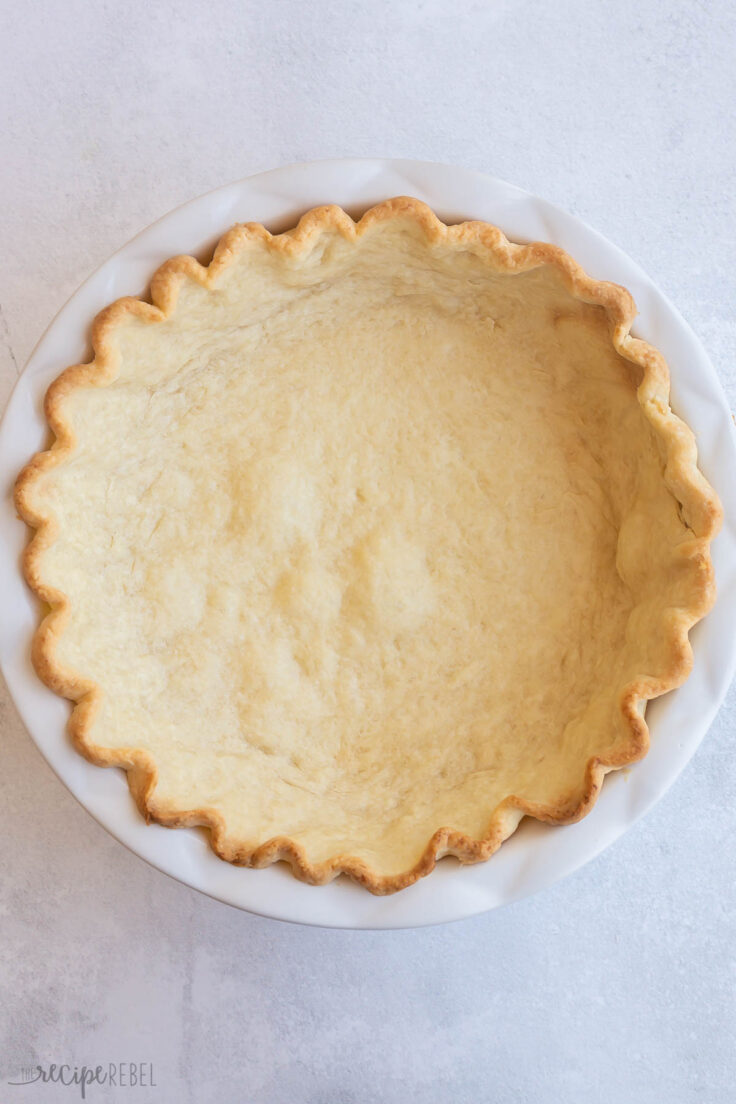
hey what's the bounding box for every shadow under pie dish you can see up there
[15,197,721,895]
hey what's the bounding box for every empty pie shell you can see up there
[15,198,721,894]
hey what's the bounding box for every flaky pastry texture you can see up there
[16,198,721,893]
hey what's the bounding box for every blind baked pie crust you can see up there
[16,198,721,894]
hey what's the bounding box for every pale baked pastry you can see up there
[16,198,721,894]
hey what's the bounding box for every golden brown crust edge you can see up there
[14,197,723,895]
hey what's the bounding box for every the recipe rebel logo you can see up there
[8,1062,156,1098]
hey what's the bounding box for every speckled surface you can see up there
[1,2,735,1101]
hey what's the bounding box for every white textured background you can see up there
[1,2,735,1102]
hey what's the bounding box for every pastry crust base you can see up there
[15,198,721,894]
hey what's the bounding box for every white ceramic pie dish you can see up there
[1,158,735,928]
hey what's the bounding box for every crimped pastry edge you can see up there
[14,197,722,895]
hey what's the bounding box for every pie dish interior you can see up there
[16,198,721,893]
